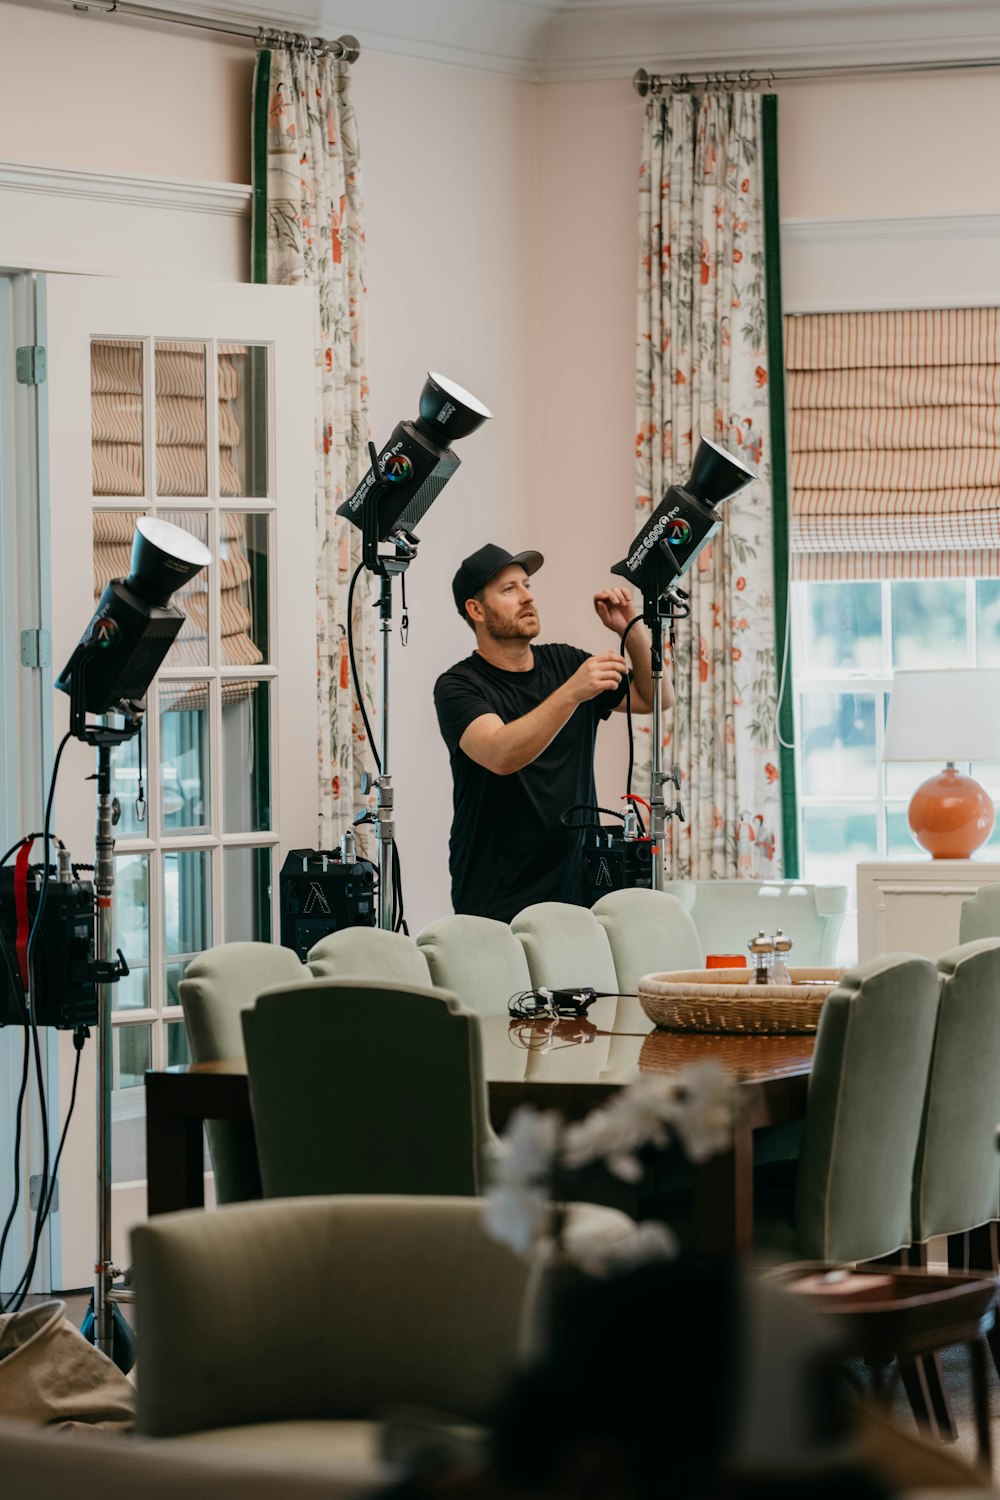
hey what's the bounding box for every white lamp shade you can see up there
[883,669,1000,763]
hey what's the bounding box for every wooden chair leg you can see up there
[950,1221,1000,1380]
[970,1337,993,1475]
[900,1355,958,1443]
[921,1353,958,1442]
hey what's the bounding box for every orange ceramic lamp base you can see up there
[908,765,995,858]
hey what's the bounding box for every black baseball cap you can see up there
[452,543,544,619]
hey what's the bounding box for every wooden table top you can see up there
[164,995,814,1125]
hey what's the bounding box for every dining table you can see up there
[145,994,814,1256]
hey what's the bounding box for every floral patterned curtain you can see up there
[252,46,375,847]
[635,91,783,879]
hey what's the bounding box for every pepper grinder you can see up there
[771,929,793,986]
[748,930,775,986]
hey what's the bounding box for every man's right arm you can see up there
[459,652,628,776]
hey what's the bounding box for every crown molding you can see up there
[28,0,1000,81]
[537,1,1000,81]
[0,158,252,217]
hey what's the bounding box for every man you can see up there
[434,543,666,922]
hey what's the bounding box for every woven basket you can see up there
[638,966,844,1035]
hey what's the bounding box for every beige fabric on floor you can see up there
[0,1417,387,1500]
[0,1302,134,1432]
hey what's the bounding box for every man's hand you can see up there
[594,587,639,637]
[565,652,629,705]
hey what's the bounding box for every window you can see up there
[792,578,1000,908]
[89,338,277,1185]
[784,306,1000,960]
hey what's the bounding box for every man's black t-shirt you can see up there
[433,644,626,922]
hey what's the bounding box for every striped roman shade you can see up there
[785,309,1000,580]
[91,340,261,709]
[91,340,243,497]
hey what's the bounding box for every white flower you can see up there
[483,1106,562,1256]
[662,1061,734,1163]
[494,1104,562,1185]
[482,1181,554,1258]
[482,1067,734,1266]
[573,1219,678,1278]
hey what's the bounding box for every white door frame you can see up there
[36,273,317,1287]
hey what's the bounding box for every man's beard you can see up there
[481,602,540,641]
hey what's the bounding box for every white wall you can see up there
[352,54,540,929]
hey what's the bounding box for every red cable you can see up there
[13,839,34,992]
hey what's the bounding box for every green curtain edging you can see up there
[251,49,272,286]
[761,93,799,879]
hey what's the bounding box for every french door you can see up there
[42,275,317,1284]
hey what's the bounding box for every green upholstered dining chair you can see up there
[789,953,941,1265]
[752,954,940,1267]
[592,888,703,994]
[178,941,310,1204]
[958,884,1000,943]
[912,939,1000,1380]
[912,939,1000,1249]
[307,926,433,986]
[511,902,620,995]
[241,979,494,1197]
[416,914,533,1016]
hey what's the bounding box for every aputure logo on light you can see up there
[625,505,683,571]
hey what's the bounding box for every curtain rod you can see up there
[634,55,1000,94]
[64,1,360,59]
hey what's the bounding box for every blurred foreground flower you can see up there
[484,1062,734,1274]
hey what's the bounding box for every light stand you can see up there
[612,438,757,890]
[340,374,492,931]
[56,517,211,1371]
[643,588,689,892]
[355,439,418,930]
[76,710,138,1368]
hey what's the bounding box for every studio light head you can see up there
[338,371,492,544]
[611,438,756,610]
[56,517,212,719]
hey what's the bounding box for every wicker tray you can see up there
[638,966,844,1035]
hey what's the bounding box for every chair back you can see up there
[795,952,939,1264]
[958,884,1000,943]
[242,979,492,1197]
[912,939,1000,1242]
[307,926,432,986]
[511,902,619,993]
[132,1196,536,1438]
[178,942,309,1203]
[592,888,703,993]
[417,914,532,1015]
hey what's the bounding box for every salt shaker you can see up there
[771,929,793,986]
[748,930,775,986]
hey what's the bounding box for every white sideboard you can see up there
[856,860,1000,962]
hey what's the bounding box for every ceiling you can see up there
[79,0,1000,79]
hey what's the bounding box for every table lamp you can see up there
[883,669,1000,858]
